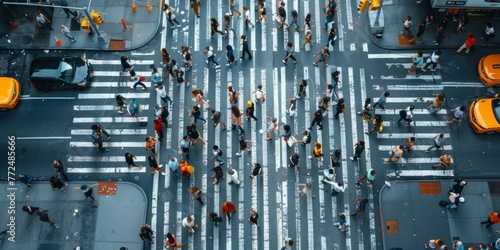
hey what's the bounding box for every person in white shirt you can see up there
[322,177,347,196]
[484,23,495,42]
[228,169,241,185]
[182,215,198,233]
[60,25,76,42]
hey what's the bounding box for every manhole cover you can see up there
[22,35,32,44]
[159,189,174,202]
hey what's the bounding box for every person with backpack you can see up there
[202,46,221,68]
[286,9,299,31]
[397,105,415,126]
[91,123,110,139]
[372,92,390,110]
[366,114,383,135]
[245,101,258,122]
[49,176,67,192]
[190,106,206,124]
[309,110,323,130]
[176,70,190,87]
[74,183,99,201]
[91,130,109,152]
[226,45,236,67]
[130,70,147,90]
[115,95,127,114]
[211,145,225,165]
[422,50,441,72]
[295,129,312,146]
[127,99,141,123]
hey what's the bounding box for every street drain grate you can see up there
[160,189,174,202]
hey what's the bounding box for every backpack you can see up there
[399,109,407,118]
[193,109,201,117]
[291,10,298,18]
[217,149,223,156]
[91,132,100,143]
[305,134,312,144]
[139,76,146,81]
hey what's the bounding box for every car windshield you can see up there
[493,99,500,123]
[31,58,75,83]
[59,60,74,82]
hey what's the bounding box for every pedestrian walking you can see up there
[249,163,263,179]
[334,98,346,119]
[154,119,164,143]
[372,92,390,110]
[125,153,142,169]
[139,224,154,244]
[228,168,241,185]
[351,198,369,216]
[422,49,441,72]
[91,130,108,152]
[350,141,365,161]
[443,191,465,209]
[115,94,127,114]
[163,4,181,28]
[404,136,416,152]
[231,106,243,130]
[240,35,252,60]
[35,12,53,31]
[164,232,184,249]
[245,101,258,121]
[236,134,253,156]
[168,157,179,174]
[210,17,226,38]
[447,105,466,124]
[149,155,165,175]
[432,154,452,169]
[303,13,314,31]
[190,0,201,18]
[59,0,75,17]
[355,169,375,186]
[60,24,76,42]
[187,186,204,205]
[252,85,266,103]
[282,42,297,64]
[286,97,297,116]
[387,145,404,163]
[401,15,412,35]
[397,105,415,126]
[258,3,267,24]
[327,27,336,47]
[211,145,225,165]
[265,116,278,141]
[202,46,221,68]
[129,71,147,90]
[38,210,59,228]
[452,240,464,250]
[427,93,445,113]
[434,26,446,45]
[164,60,178,85]
[145,136,157,156]
[211,109,227,129]
[151,68,162,87]
[425,13,435,30]
[289,153,300,169]
[192,88,211,109]
[182,215,198,233]
[282,238,294,250]
[448,179,469,195]
[297,80,308,100]
[22,205,39,215]
[208,212,223,227]
[297,182,316,198]
[49,175,67,192]
[74,183,99,201]
[287,9,299,31]
[424,239,444,249]
[181,45,193,71]
[190,105,207,125]
[157,105,171,128]
[330,149,341,168]
[187,124,207,144]
[179,136,191,159]
[226,45,236,66]
[92,123,110,139]
[481,212,500,228]
[313,46,330,67]
[211,166,225,185]
[121,56,133,73]
[454,33,475,55]
[409,20,426,43]
[482,23,495,42]
[334,213,348,232]
[161,48,171,67]
[156,85,173,106]
[243,6,254,29]
[322,178,347,196]
[308,141,323,161]
[366,115,383,135]
[358,97,373,117]
[229,0,241,17]
[427,133,445,152]
[277,2,286,29]
[324,0,336,29]
[248,210,259,227]
[222,201,237,223]
[19,174,33,187]
[179,160,193,178]
[455,13,469,33]
[228,86,241,104]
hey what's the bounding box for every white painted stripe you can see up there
[93,71,151,77]
[91,82,152,88]
[374,97,435,103]
[363,43,368,52]
[78,93,150,99]
[273,27,278,51]
[87,59,155,65]
[131,51,156,56]
[350,43,355,51]
[314,0,321,42]
[69,142,145,147]
[377,133,449,139]
[397,170,455,176]
[73,105,150,111]
[378,145,452,151]
[380,121,449,126]
[375,108,447,115]
[441,81,484,85]
[70,129,147,135]
[67,167,147,173]
[16,136,71,140]
[381,75,442,80]
[68,156,146,162]
[72,117,148,123]
[383,157,445,164]
[368,53,431,59]
[20,96,76,100]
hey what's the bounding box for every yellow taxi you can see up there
[469,94,500,134]
[478,54,500,87]
[0,77,20,110]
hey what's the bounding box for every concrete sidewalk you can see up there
[0,0,162,51]
[380,179,500,250]
[0,181,147,250]
[366,0,500,50]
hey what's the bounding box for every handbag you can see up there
[287,135,297,147]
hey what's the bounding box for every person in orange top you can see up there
[481,212,500,228]
[179,160,190,178]
[454,32,475,54]
[221,201,237,223]
[145,136,158,156]
[308,142,323,161]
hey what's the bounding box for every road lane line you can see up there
[68,156,146,162]
[72,117,149,123]
[71,129,147,135]
[67,167,147,173]
[78,93,150,99]
[73,105,150,111]
[16,136,71,140]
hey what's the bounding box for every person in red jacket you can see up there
[454,32,475,54]
[154,118,164,143]
[481,211,500,228]
[221,201,237,223]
